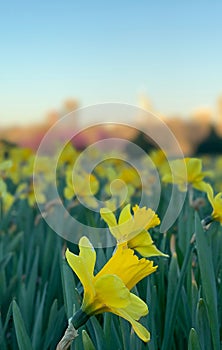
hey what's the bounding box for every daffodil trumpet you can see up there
[100,204,168,258]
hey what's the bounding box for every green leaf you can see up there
[195,213,220,350]
[164,253,178,326]
[0,316,7,350]
[26,248,39,327]
[195,298,212,350]
[82,330,96,350]
[161,240,194,350]
[60,258,80,318]
[3,301,12,333]
[43,303,66,350]
[88,316,106,350]
[31,285,47,350]
[0,252,13,269]
[119,318,130,350]
[188,328,201,350]
[12,300,33,350]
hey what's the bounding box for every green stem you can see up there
[56,309,90,350]
[71,308,90,329]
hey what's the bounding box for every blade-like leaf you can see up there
[82,329,96,350]
[188,328,201,350]
[12,300,33,350]
[195,213,220,350]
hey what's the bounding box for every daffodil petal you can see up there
[65,238,96,304]
[118,204,132,225]
[162,173,173,183]
[187,158,202,177]
[193,181,210,193]
[135,245,168,257]
[128,230,153,247]
[125,293,148,319]
[132,206,160,229]
[64,187,74,200]
[128,231,168,257]
[100,208,117,227]
[96,244,158,290]
[206,183,215,207]
[115,309,150,342]
[79,237,96,278]
[94,274,130,308]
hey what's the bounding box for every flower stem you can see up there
[56,309,89,350]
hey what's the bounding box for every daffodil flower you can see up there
[66,236,157,342]
[0,159,13,172]
[16,182,46,207]
[100,204,167,257]
[162,157,211,192]
[0,160,14,212]
[149,149,170,176]
[0,177,14,213]
[64,170,99,209]
[57,142,79,166]
[205,184,222,224]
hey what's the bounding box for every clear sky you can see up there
[1,0,222,125]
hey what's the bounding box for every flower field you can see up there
[0,142,222,350]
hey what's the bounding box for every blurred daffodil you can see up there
[205,184,222,224]
[0,159,13,172]
[22,155,54,183]
[0,160,10,198]
[57,142,79,167]
[64,170,99,208]
[0,160,14,212]
[2,192,14,212]
[162,157,211,192]
[104,180,135,207]
[16,182,46,207]
[0,178,7,198]
[100,204,167,257]
[66,236,157,342]
[0,180,14,212]
[149,149,170,176]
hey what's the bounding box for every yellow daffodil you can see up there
[94,160,118,180]
[10,147,33,163]
[0,160,14,212]
[57,142,79,167]
[149,149,170,176]
[0,159,13,172]
[206,184,222,224]
[0,161,11,196]
[64,170,99,208]
[0,178,7,198]
[66,236,157,342]
[162,157,211,192]
[104,180,135,206]
[100,204,167,257]
[24,155,54,183]
[2,192,14,212]
[16,182,46,207]
[0,179,14,212]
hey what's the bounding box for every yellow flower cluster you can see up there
[3,139,222,346]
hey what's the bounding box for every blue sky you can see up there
[1,0,222,125]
